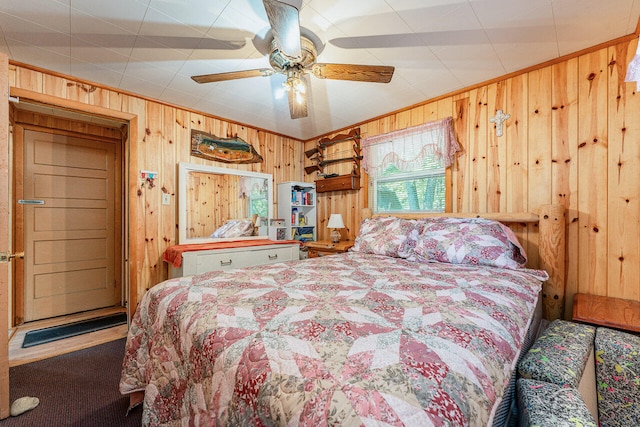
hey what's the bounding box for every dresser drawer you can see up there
[194,251,244,273]
[174,243,300,277]
[247,245,298,266]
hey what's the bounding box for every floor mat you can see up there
[21,313,128,348]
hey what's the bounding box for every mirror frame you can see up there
[178,162,273,244]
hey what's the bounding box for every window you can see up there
[362,117,459,214]
[248,189,268,218]
[374,157,445,213]
[240,176,268,218]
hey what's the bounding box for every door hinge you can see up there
[0,252,24,263]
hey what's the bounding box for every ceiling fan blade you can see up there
[263,0,301,59]
[287,78,308,119]
[311,63,394,83]
[288,90,308,119]
[192,69,274,84]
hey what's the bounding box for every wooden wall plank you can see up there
[125,96,148,301]
[161,105,177,251]
[410,104,426,125]
[551,58,580,318]
[396,109,411,129]
[578,49,609,296]
[142,102,162,288]
[469,88,489,212]
[505,74,528,214]
[527,67,553,210]
[453,96,470,213]
[607,41,640,301]
[486,82,507,212]
[17,68,42,93]
[425,102,438,122]
[88,85,110,109]
[526,67,553,268]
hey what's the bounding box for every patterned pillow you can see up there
[350,217,420,258]
[595,327,640,427]
[408,217,527,269]
[517,379,597,427]
[210,219,255,238]
[518,319,596,388]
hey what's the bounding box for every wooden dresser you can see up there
[165,241,300,278]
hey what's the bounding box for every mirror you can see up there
[178,162,273,244]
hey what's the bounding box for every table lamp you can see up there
[327,213,345,243]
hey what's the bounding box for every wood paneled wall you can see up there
[5,35,640,319]
[6,63,305,313]
[306,37,640,318]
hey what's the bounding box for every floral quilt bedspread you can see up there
[120,252,547,426]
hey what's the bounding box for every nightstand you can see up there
[572,293,640,333]
[305,240,354,258]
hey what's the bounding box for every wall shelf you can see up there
[315,174,360,193]
[310,128,362,193]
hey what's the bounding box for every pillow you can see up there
[210,219,255,238]
[408,217,527,269]
[350,217,420,258]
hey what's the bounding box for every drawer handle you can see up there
[220,259,232,266]
[268,254,278,260]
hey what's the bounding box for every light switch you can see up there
[162,193,171,205]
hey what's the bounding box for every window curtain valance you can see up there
[361,116,460,178]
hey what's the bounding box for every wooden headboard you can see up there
[362,204,566,321]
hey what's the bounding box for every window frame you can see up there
[368,168,453,214]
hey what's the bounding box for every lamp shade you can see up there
[327,213,345,229]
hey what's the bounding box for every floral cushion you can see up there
[210,219,255,238]
[408,217,528,269]
[518,319,596,388]
[517,378,597,427]
[595,327,640,427]
[350,216,420,258]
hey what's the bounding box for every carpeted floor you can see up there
[0,338,142,426]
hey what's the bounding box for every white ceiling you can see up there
[0,0,638,140]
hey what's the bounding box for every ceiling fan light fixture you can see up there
[293,78,305,93]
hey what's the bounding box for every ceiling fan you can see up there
[191,0,395,120]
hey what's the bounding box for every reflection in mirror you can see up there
[178,162,273,244]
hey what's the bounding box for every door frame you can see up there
[7,87,141,321]
[1,52,10,420]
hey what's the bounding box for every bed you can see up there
[120,205,565,426]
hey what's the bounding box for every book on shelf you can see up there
[293,227,315,242]
[291,189,313,205]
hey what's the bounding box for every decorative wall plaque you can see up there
[191,130,263,164]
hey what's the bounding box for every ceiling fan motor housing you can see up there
[269,35,317,73]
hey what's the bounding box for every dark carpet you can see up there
[1,338,142,426]
[22,313,128,348]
